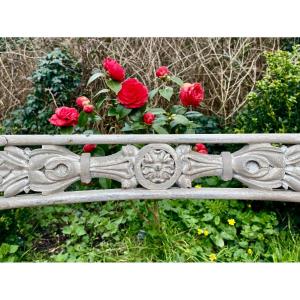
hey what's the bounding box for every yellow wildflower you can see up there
[228,218,236,226]
[203,229,209,236]
[194,184,202,188]
[247,248,253,255]
[209,253,217,262]
[247,204,251,208]
[197,228,203,235]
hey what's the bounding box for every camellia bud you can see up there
[83,104,94,113]
[83,144,97,153]
[194,143,208,154]
[143,112,156,125]
[76,96,90,108]
[155,66,170,78]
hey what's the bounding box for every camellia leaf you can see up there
[153,124,169,134]
[121,123,133,132]
[149,88,159,100]
[170,76,184,86]
[116,104,132,118]
[60,126,74,134]
[185,111,203,119]
[170,114,190,127]
[147,108,167,115]
[106,79,121,94]
[93,88,110,98]
[78,111,89,127]
[87,72,105,86]
[159,87,173,101]
[171,105,187,115]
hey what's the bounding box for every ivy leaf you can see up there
[153,124,169,134]
[149,88,159,100]
[159,87,173,101]
[170,76,183,86]
[87,72,105,86]
[62,226,72,235]
[75,225,86,236]
[106,79,121,94]
[9,245,19,254]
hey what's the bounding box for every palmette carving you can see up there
[176,145,223,188]
[0,145,138,197]
[3,142,300,197]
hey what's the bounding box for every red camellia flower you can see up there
[83,104,94,113]
[155,66,170,78]
[179,83,204,107]
[143,112,156,125]
[194,143,208,154]
[83,144,97,153]
[102,57,125,82]
[76,96,90,108]
[49,106,79,127]
[117,78,149,109]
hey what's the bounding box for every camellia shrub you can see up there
[233,46,300,133]
[2,48,82,134]
[48,57,209,154]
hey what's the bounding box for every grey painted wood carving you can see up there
[1,141,300,200]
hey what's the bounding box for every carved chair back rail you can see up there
[0,134,300,210]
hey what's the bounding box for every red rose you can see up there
[179,83,204,107]
[83,144,97,153]
[76,96,90,108]
[49,106,79,127]
[83,104,94,113]
[143,112,156,125]
[156,66,170,78]
[117,78,149,109]
[103,57,125,82]
[194,143,208,154]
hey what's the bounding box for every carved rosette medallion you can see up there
[134,144,182,189]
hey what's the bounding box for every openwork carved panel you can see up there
[2,142,300,199]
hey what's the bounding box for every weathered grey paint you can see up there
[0,188,300,210]
[1,134,300,210]
[2,133,300,145]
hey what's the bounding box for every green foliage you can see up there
[233,46,300,133]
[280,38,300,52]
[0,197,294,262]
[2,48,82,134]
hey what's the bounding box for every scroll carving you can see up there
[2,142,300,197]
